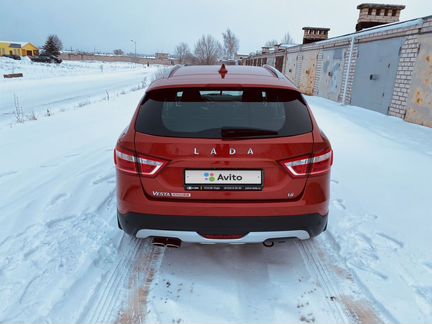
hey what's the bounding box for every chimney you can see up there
[302,27,330,44]
[261,46,270,54]
[273,44,282,51]
[356,3,406,31]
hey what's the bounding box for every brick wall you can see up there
[388,35,420,118]
[313,50,323,95]
[341,44,358,105]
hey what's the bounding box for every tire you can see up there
[117,215,122,229]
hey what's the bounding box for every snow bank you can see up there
[307,96,432,322]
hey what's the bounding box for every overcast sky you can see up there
[1,0,430,55]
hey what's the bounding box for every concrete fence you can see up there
[244,15,432,128]
[60,53,175,66]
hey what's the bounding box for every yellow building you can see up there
[0,41,39,57]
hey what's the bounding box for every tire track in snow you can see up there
[296,239,349,323]
[117,243,165,324]
[297,237,385,324]
[79,236,143,323]
[79,237,165,324]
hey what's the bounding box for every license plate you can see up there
[184,170,263,191]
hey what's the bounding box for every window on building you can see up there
[376,8,381,15]
[368,8,373,15]
[384,9,389,16]
[392,10,397,16]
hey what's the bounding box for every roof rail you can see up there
[263,65,287,79]
[167,64,182,78]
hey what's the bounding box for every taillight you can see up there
[114,148,138,174]
[114,147,166,177]
[136,156,166,176]
[281,150,333,177]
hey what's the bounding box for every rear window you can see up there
[135,88,312,139]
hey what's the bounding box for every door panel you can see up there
[299,50,318,95]
[319,48,345,101]
[351,37,405,114]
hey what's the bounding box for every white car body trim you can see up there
[135,229,310,243]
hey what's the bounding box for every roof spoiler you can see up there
[163,64,182,79]
[263,65,287,80]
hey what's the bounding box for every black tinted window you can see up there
[135,88,312,139]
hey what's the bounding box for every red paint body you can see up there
[115,65,332,242]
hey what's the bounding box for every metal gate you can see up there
[298,50,318,96]
[351,37,405,114]
[284,53,297,82]
[275,55,284,72]
[318,48,345,101]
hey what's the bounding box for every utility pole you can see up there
[130,39,137,63]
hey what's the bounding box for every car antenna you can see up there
[218,63,228,79]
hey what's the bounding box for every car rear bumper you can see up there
[117,211,328,243]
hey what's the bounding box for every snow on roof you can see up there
[0,41,34,47]
[0,41,31,47]
[314,17,425,45]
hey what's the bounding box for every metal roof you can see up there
[0,41,30,47]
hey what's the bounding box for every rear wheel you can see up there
[117,215,122,229]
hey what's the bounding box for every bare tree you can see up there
[194,34,223,65]
[113,49,124,55]
[281,32,296,45]
[264,39,279,47]
[175,42,191,64]
[222,28,239,60]
[184,52,198,64]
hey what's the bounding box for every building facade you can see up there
[243,5,432,128]
[0,41,39,57]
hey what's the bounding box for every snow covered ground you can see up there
[0,66,431,323]
[0,57,144,80]
[0,57,156,125]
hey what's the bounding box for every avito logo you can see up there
[203,172,216,182]
[217,173,243,181]
[203,172,243,182]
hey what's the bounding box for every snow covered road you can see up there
[0,78,431,323]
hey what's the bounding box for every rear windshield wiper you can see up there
[221,127,279,139]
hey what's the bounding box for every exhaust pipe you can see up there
[166,237,181,248]
[263,240,275,247]
[152,237,167,247]
[151,237,182,248]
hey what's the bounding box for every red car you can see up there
[115,64,332,247]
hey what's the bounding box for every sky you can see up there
[0,0,431,55]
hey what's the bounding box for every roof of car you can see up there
[147,65,298,91]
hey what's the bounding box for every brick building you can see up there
[243,4,432,128]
